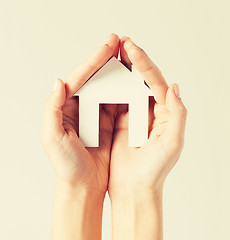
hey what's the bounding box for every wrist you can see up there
[55,177,106,199]
[109,188,163,240]
[52,179,105,240]
[109,187,163,209]
[109,184,163,201]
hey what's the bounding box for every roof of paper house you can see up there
[74,56,153,103]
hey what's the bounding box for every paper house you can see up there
[74,57,153,147]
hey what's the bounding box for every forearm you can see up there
[110,188,163,240]
[52,180,105,240]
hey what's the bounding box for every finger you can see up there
[120,36,132,70]
[65,33,120,98]
[162,84,187,152]
[112,105,129,148]
[148,96,155,136]
[123,39,168,105]
[61,96,79,134]
[113,36,120,58]
[42,78,66,143]
[98,104,116,149]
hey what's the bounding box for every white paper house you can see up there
[74,57,153,147]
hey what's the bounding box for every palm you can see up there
[109,100,176,191]
[59,97,116,192]
[108,37,188,192]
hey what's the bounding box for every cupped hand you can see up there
[109,38,187,196]
[42,33,119,194]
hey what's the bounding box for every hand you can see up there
[42,34,120,240]
[109,37,187,195]
[108,37,187,240]
[42,33,119,194]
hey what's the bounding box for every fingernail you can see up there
[174,84,180,98]
[121,36,131,42]
[124,39,135,49]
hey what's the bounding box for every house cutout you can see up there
[74,57,153,147]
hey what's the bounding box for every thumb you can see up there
[163,84,188,152]
[42,78,66,144]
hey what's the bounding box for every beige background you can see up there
[0,0,229,239]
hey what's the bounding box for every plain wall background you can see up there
[0,0,229,239]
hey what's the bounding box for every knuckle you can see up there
[177,105,188,120]
[129,44,143,55]
[87,62,97,72]
[102,43,113,55]
[87,60,102,74]
[181,106,188,119]
[137,46,145,53]
[152,77,165,88]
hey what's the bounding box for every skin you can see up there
[42,34,119,193]
[109,37,187,240]
[42,33,187,240]
[42,33,120,240]
[110,37,187,193]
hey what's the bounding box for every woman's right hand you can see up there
[42,33,120,194]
